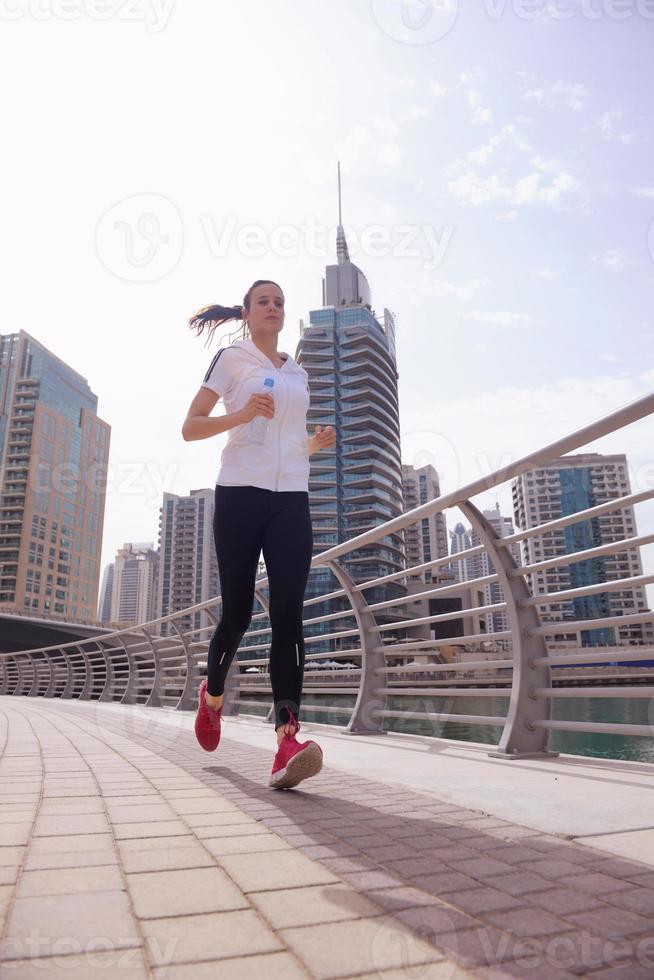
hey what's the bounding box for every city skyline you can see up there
[0,1,651,607]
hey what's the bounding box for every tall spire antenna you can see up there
[338,160,342,226]
[336,160,350,263]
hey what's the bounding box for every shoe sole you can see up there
[269,743,323,790]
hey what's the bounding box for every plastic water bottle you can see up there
[247,377,275,444]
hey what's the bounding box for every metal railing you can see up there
[2,390,653,760]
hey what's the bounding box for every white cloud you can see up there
[446,125,579,209]
[492,210,518,223]
[448,168,578,208]
[594,110,634,145]
[599,353,619,363]
[431,80,448,98]
[593,249,628,273]
[518,74,589,112]
[430,66,492,126]
[390,275,489,305]
[634,187,654,200]
[463,310,536,329]
[534,268,556,280]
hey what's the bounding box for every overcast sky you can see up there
[2,0,653,607]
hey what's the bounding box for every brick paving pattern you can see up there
[1,696,653,979]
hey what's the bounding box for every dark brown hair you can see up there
[188,279,284,347]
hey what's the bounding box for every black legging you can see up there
[207,485,313,730]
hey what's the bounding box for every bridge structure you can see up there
[1,391,654,977]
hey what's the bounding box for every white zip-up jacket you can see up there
[200,336,311,492]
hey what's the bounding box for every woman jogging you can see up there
[182,279,336,790]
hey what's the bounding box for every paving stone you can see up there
[382,858,449,877]
[1,889,140,960]
[483,871,559,897]
[126,866,247,918]
[150,950,311,980]
[339,870,404,891]
[439,885,523,914]
[525,858,596,880]
[0,848,25,867]
[24,849,119,872]
[141,908,282,964]
[17,864,123,897]
[218,849,338,893]
[447,857,517,879]
[112,820,190,840]
[524,887,604,915]
[0,825,31,847]
[279,914,446,978]
[362,886,441,912]
[202,833,292,857]
[120,843,215,874]
[480,907,574,938]
[0,948,150,977]
[566,905,654,938]
[32,814,110,837]
[105,803,179,823]
[556,872,635,896]
[168,797,242,815]
[600,886,654,916]
[29,833,113,854]
[249,881,384,929]
[411,871,480,895]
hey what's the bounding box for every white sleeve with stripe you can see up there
[200,348,235,397]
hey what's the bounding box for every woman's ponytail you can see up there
[188,304,244,346]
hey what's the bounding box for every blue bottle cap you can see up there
[264,377,274,387]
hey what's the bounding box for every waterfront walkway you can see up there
[1,696,653,978]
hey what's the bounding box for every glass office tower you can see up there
[0,329,110,622]
[295,216,408,655]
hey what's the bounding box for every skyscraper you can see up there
[469,503,521,643]
[110,542,159,626]
[512,453,650,648]
[295,166,408,652]
[98,562,114,622]
[156,489,219,639]
[401,463,448,583]
[0,330,110,621]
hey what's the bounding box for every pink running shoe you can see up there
[194,679,222,752]
[269,711,323,790]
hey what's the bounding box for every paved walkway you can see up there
[0,697,653,979]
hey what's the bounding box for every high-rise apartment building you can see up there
[98,562,114,622]
[512,453,650,647]
[470,503,521,642]
[0,330,110,621]
[401,463,448,583]
[110,542,159,626]
[449,522,477,583]
[295,171,407,651]
[156,489,219,639]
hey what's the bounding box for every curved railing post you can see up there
[141,628,163,708]
[326,559,386,735]
[171,619,196,711]
[459,500,558,760]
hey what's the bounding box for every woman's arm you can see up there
[182,387,245,442]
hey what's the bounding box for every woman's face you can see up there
[246,284,285,337]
